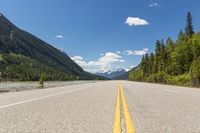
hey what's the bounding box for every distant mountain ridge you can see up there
[112,65,139,80]
[0,14,103,81]
[95,68,127,79]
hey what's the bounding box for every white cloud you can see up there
[71,52,125,73]
[149,3,161,7]
[55,35,64,39]
[125,17,149,26]
[71,56,83,61]
[134,50,147,55]
[143,48,149,51]
[123,48,148,56]
[123,50,134,55]
[116,51,121,54]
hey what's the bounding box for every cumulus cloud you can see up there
[123,50,134,55]
[71,52,125,73]
[125,17,149,26]
[116,51,121,54]
[123,48,148,56]
[149,3,161,7]
[143,48,149,51]
[55,35,64,39]
[134,50,148,55]
[71,56,84,61]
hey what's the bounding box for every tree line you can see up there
[0,53,79,81]
[129,12,200,87]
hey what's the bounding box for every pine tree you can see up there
[185,12,194,37]
[149,53,154,74]
[160,44,167,72]
[144,54,149,75]
[155,40,162,55]
[177,30,185,44]
[166,37,174,52]
[166,38,174,74]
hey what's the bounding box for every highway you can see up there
[0,81,200,133]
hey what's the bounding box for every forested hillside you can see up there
[129,12,200,87]
[0,14,103,81]
[0,53,79,81]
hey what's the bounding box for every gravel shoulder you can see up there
[0,81,97,92]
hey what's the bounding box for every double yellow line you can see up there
[113,84,135,133]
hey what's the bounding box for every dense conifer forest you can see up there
[129,12,200,87]
[0,53,80,81]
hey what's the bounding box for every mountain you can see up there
[113,65,139,80]
[0,13,103,81]
[95,69,127,79]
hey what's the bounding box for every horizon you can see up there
[0,0,200,73]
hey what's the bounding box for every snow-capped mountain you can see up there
[95,69,127,79]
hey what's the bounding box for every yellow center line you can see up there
[113,87,121,133]
[120,84,135,133]
[113,83,135,133]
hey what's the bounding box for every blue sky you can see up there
[0,0,200,73]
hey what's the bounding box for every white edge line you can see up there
[163,89,179,94]
[0,86,91,109]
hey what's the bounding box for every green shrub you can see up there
[146,72,168,83]
[129,70,144,81]
[190,58,200,87]
[166,74,190,86]
[39,73,46,88]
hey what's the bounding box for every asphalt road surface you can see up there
[0,81,200,133]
